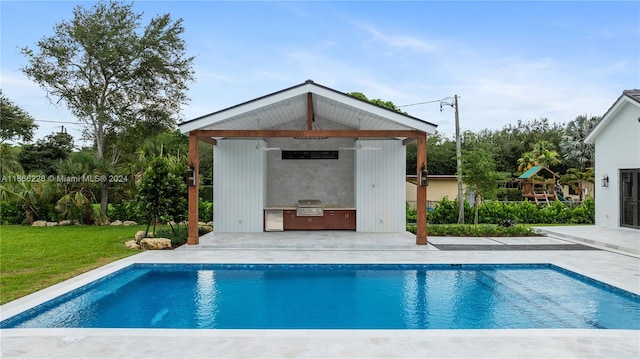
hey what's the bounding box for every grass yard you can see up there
[0,225,144,305]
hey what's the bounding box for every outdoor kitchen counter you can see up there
[263,208,357,230]
[264,207,356,210]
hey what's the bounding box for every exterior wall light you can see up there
[601,174,609,187]
[187,162,197,186]
[419,163,429,186]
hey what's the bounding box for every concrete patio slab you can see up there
[534,225,640,257]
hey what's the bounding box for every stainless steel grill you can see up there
[296,199,323,216]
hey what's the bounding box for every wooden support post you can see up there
[416,133,428,245]
[187,132,200,245]
[307,92,314,130]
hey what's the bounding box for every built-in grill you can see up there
[296,199,324,217]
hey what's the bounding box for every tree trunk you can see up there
[474,193,480,225]
[100,182,109,216]
[95,119,109,216]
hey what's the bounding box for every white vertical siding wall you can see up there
[355,140,406,232]
[213,140,266,232]
[593,104,640,228]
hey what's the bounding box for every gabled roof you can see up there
[518,165,558,179]
[178,80,437,135]
[585,89,640,143]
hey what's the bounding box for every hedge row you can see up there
[424,197,594,225]
[407,223,538,237]
[0,199,214,225]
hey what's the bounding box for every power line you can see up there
[397,97,452,108]
[33,119,82,124]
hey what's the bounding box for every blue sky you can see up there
[1,1,639,144]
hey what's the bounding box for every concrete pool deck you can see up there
[1,226,639,358]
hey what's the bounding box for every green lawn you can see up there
[0,225,144,305]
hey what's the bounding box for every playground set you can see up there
[518,165,569,205]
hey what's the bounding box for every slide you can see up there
[555,191,569,202]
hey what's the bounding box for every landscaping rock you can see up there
[123,221,137,226]
[58,219,79,226]
[140,238,172,250]
[199,225,213,233]
[110,220,123,226]
[134,230,153,241]
[46,222,58,226]
[125,240,141,250]
[134,230,147,242]
[31,220,47,227]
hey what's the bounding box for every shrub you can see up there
[425,198,594,225]
[427,197,473,224]
[136,157,187,233]
[406,202,416,223]
[514,200,540,224]
[570,197,595,224]
[199,200,213,223]
[155,225,212,247]
[0,201,24,224]
[37,202,60,222]
[407,223,537,237]
[199,185,213,202]
[108,201,144,222]
[539,200,572,224]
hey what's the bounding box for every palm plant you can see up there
[516,152,536,173]
[0,144,24,176]
[560,115,599,170]
[532,140,561,168]
[4,180,58,224]
[517,141,561,173]
[55,151,110,224]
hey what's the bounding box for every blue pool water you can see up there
[2,264,639,329]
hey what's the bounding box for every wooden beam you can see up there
[307,92,313,130]
[191,129,422,139]
[402,137,417,145]
[416,133,427,245]
[200,137,217,145]
[187,133,200,245]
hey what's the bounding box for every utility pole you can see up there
[399,95,464,223]
[440,95,464,224]
[454,95,464,224]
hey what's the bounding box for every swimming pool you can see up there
[2,263,639,329]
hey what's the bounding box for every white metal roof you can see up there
[178,80,437,136]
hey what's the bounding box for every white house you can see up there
[178,80,438,244]
[585,90,640,229]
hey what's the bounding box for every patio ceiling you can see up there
[178,80,437,139]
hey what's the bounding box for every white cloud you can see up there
[361,25,438,53]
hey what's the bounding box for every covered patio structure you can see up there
[178,80,437,245]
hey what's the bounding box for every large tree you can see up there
[413,131,456,175]
[0,90,38,144]
[473,118,565,174]
[19,131,74,176]
[21,0,195,212]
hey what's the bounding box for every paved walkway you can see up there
[532,225,639,257]
[192,225,639,257]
